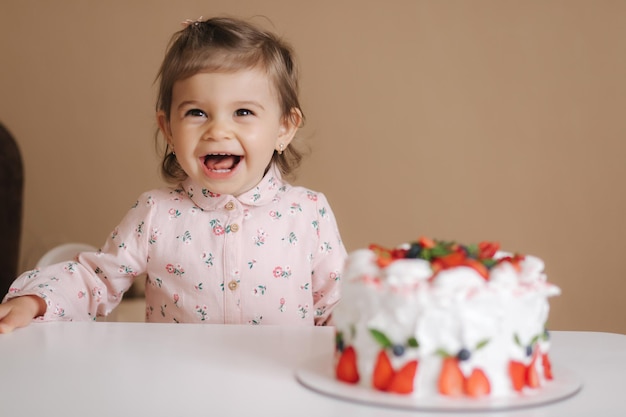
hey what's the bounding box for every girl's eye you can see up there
[185,109,206,118]
[235,109,254,117]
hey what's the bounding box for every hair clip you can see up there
[181,16,204,29]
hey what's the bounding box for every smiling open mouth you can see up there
[203,153,242,172]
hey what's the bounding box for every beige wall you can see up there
[1,0,624,333]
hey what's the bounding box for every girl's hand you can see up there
[0,296,47,333]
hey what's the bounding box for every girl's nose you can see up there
[203,116,232,141]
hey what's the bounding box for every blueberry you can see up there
[392,344,405,357]
[405,244,422,259]
[526,345,533,357]
[457,348,471,361]
[544,329,550,340]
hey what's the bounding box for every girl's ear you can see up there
[276,108,303,149]
[156,111,173,146]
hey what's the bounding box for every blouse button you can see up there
[224,201,235,210]
[229,223,239,233]
[227,280,238,291]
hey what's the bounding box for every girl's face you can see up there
[158,68,299,196]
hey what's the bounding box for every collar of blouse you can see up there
[181,163,286,211]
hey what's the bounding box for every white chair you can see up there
[36,242,98,267]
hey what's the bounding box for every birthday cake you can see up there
[333,237,561,398]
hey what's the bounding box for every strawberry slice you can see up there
[372,350,395,391]
[542,353,553,380]
[418,236,436,249]
[498,254,525,272]
[430,259,444,276]
[464,368,491,397]
[478,241,500,259]
[376,257,393,268]
[388,360,418,394]
[437,252,466,268]
[526,352,540,388]
[463,258,489,280]
[391,248,408,259]
[509,360,526,392]
[368,244,394,268]
[336,346,360,384]
[438,358,465,396]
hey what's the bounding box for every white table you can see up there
[0,323,624,417]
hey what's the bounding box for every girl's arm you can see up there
[311,193,347,325]
[0,295,47,333]
[1,191,156,323]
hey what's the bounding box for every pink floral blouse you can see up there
[4,165,346,325]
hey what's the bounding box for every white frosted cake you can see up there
[333,237,561,398]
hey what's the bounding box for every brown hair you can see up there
[155,16,305,183]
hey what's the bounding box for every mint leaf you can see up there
[369,328,392,348]
[481,258,498,269]
[431,245,451,258]
[465,243,479,259]
[475,339,490,350]
[530,334,540,346]
[435,348,451,358]
[407,337,419,348]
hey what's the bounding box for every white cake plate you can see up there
[295,356,583,412]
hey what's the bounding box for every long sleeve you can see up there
[310,192,346,325]
[2,195,155,321]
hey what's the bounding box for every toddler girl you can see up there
[0,16,346,332]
